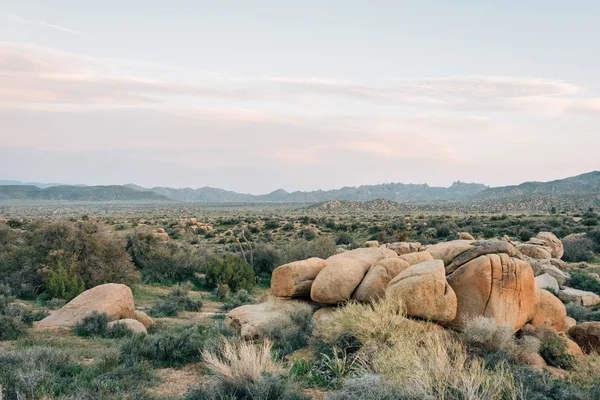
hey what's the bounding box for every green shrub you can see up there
[220,289,252,312]
[0,315,27,340]
[46,261,85,301]
[148,284,203,317]
[73,311,109,337]
[104,322,136,339]
[537,330,575,369]
[569,271,600,295]
[252,243,281,273]
[335,232,354,245]
[566,302,589,322]
[260,303,314,357]
[326,374,409,400]
[563,237,594,262]
[205,254,255,292]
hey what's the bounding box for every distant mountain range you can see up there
[0,171,598,203]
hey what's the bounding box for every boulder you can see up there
[37,284,135,328]
[108,318,147,335]
[386,241,422,255]
[446,253,535,331]
[364,240,379,248]
[311,247,397,304]
[134,310,155,328]
[312,307,338,325]
[559,287,600,306]
[535,232,564,259]
[226,297,319,340]
[528,289,566,332]
[425,240,474,266]
[563,334,584,356]
[271,258,328,298]
[516,244,552,260]
[529,259,569,286]
[445,240,524,274]
[564,316,577,332]
[352,258,410,302]
[399,251,433,266]
[568,322,600,354]
[458,232,475,240]
[535,273,559,294]
[387,260,457,323]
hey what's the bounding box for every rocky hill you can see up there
[306,199,406,213]
[0,185,170,201]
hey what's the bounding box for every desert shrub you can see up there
[120,325,208,367]
[104,322,136,339]
[309,236,338,259]
[0,315,27,341]
[220,289,252,312]
[204,254,255,292]
[566,302,590,322]
[325,374,410,400]
[587,228,600,252]
[186,338,308,400]
[44,298,67,310]
[46,260,85,301]
[511,364,600,400]
[282,238,337,264]
[461,316,515,356]
[127,233,208,283]
[260,303,314,357]
[3,304,47,325]
[335,232,354,246]
[563,237,594,262]
[73,311,109,337]
[297,228,317,240]
[538,330,575,369]
[569,271,600,295]
[148,284,203,317]
[252,243,281,273]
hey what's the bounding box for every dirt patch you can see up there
[148,363,201,398]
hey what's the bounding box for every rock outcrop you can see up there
[568,322,600,354]
[37,284,135,328]
[271,258,328,298]
[559,287,600,306]
[311,247,397,304]
[353,258,411,302]
[386,241,422,255]
[387,260,457,323]
[535,232,564,259]
[528,289,566,332]
[398,251,433,266]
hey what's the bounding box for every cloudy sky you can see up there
[1,1,599,193]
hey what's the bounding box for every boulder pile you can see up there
[226,232,596,357]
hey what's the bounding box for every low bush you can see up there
[252,243,281,273]
[220,289,252,312]
[46,261,85,301]
[569,271,600,295]
[204,254,255,292]
[260,303,314,357]
[325,374,410,400]
[538,330,576,369]
[73,311,109,337]
[563,237,595,262]
[566,302,590,322]
[148,284,203,317]
[0,315,27,341]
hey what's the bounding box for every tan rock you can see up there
[108,318,147,335]
[226,297,318,340]
[425,240,474,266]
[352,258,411,302]
[271,258,328,298]
[568,322,600,354]
[564,316,577,332]
[312,307,338,325]
[458,232,475,240]
[446,240,524,274]
[535,232,564,259]
[563,335,584,356]
[134,310,155,328]
[535,273,559,293]
[517,244,552,260]
[399,251,433,266]
[559,287,600,306]
[386,242,422,255]
[37,284,135,328]
[364,240,379,248]
[528,289,566,332]
[446,254,535,331]
[310,247,397,304]
[387,260,457,323]
[156,228,166,233]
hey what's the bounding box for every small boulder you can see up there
[386,241,422,255]
[364,240,379,248]
[564,316,577,332]
[312,307,338,325]
[568,322,600,354]
[528,289,566,332]
[134,310,154,328]
[37,284,135,328]
[517,244,552,260]
[535,274,559,294]
[458,232,475,240]
[398,251,433,266]
[387,260,457,323]
[535,232,564,259]
[108,318,147,335]
[271,258,328,298]
[559,287,600,306]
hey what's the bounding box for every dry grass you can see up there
[202,338,281,387]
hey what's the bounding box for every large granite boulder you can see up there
[535,273,560,294]
[352,258,410,302]
[398,251,433,266]
[36,284,135,328]
[311,247,397,304]
[535,232,564,259]
[559,287,600,306]
[446,253,535,331]
[387,260,457,323]
[425,240,474,266]
[517,244,552,260]
[528,289,566,332]
[271,258,328,298]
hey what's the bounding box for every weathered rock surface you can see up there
[568,322,600,354]
[528,289,566,332]
[535,232,564,259]
[559,287,600,306]
[134,310,155,328]
[386,241,422,255]
[535,273,560,294]
[226,297,319,340]
[446,253,535,331]
[108,318,148,335]
[517,244,552,260]
[425,240,474,266]
[352,258,411,302]
[37,284,135,328]
[312,307,338,325]
[458,232,475,240]
[271,258,328,298]
[398,251,433,266]
[311,247,397,304]
[564,316,577,332]
[387,260,457,323]
[446,240,524,274]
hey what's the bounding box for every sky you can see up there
[1,0,599,194]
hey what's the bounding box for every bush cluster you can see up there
[148,284,203,317]
[205,254,255,292]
